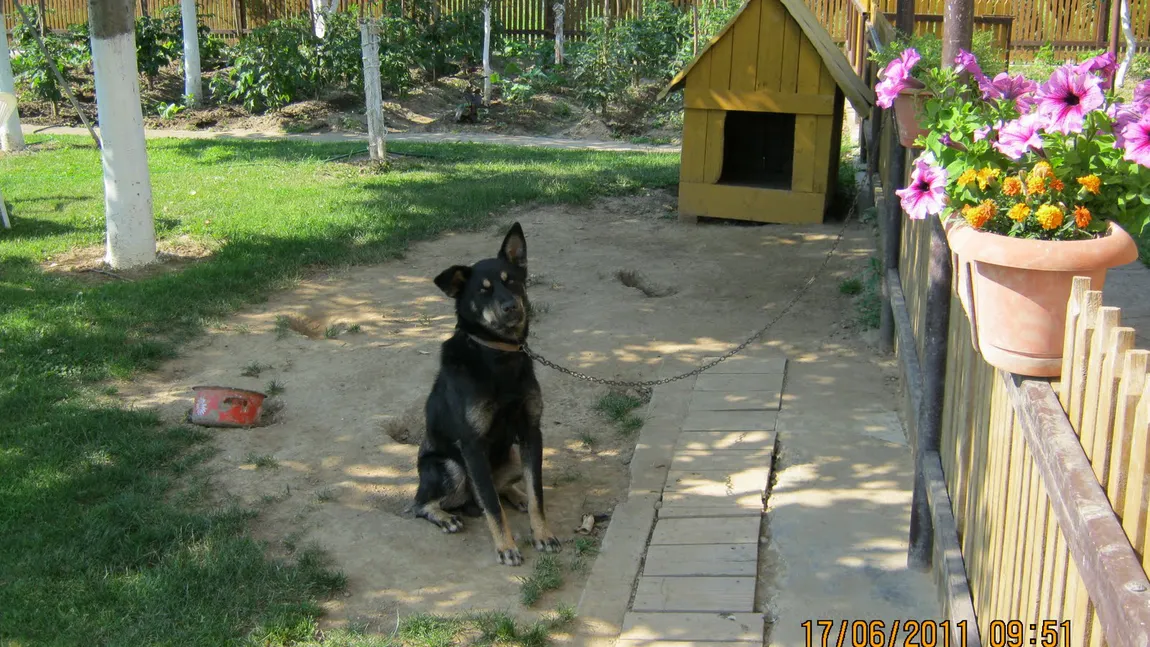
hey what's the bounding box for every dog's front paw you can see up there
[417,507,463,533]
[533,535,562,553]
[497,546,524,566]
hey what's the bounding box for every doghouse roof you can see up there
[658,0,874,114]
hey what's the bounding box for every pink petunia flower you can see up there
[982,72,1038,112]
[1135,79,1150,109]
[974,119,1004,142]
[1034,65,1105,135]
[954,49,987,80]
[1076,52,1117,90]
[993,112,1046,160]
[875,48,920,109]
[1111,104,1141,148]
[895,154,948,220]
[1121,114,1150,169]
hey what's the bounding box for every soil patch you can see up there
[40,234,217,283]
[112,190,883,633]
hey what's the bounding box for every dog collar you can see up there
[467,334,523,353]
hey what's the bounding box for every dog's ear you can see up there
[498,222,527,269]
[434,265,472,298]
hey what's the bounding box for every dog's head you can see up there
[433,222,531,343]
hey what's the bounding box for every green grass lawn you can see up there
[0,135,678,647]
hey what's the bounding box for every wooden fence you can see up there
[11,0,1146,54]
[813,0,1149,53]
[863,7,1150,645]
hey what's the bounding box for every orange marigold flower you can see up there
[976,168,1001,191]
[957,169,978,187]
[1035,204,1064,230]
[1026,174,1047,195]
[1002,176,1023,197]
[964,200,996,229]
[1008,203,1031,222]
[1074,205,1092,228]
[1077,174,1102,194]
[1050,177,1065,192]
[1032,161,1054,178]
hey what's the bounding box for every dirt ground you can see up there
[112,188,884,633]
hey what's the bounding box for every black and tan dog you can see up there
[412,222,561,566]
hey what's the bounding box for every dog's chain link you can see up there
[521,200,857,389]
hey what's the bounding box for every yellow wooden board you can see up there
[683,87,833,115]
[679,182,826,224]
[756,0,785,91]
[791,115,818,194]
[703,112,726,184]
[810,66,838,195]
[709,26,735,92]
[658,0,756,100]
[779,16,800,94]
[680,109,709,184]
[728,0,761,93]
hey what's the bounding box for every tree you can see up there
[0,8,26,151]
[312,0,339,38]
[482,0,492,104]
[180,0,201,106]
[89,0,156,269]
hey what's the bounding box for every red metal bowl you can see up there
[190,386,267,428]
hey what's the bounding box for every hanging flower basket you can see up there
[945,216,1138,377]
[893,88,932,148]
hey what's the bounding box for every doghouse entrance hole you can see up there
[718,111,795,190]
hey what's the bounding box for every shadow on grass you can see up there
[0,136,679,646]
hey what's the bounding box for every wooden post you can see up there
[879,122,904,355]
[895,0,914,36]
[692,2,699,55]
[554,1,564,65]
[37,0,46,35]
[361,19,386,161]
[941,0,974,69]
[908,215,952,570]
[481,0,492,104]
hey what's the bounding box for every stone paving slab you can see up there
[649,516,761,545]
[656,504,763,518]
[682,410,778,431]
[700,356,787,374]
[690,390,782,412]
[632,576,756,612]
[675,430,777,452]
[695,373,785,394]
[620,612,764,642]
[664,467,772,497]
[642,543,758,576]
[671,449,774,472]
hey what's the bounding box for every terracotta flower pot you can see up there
[893,88,931,148]
[945,217,1139,378]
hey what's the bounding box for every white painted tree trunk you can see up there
[553,2,564,65]
[0,9,25,151]
[361,20,386,161]
[312,0,338,38]
[1116,0,1136,88]
[90,0,156,269]
[482,1,492,105]
[180,0,202,107]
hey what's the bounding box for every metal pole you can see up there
[1108,0,1121,88]
[879,126,904,356]
[908,215,952,570]
[895,0,915,36]
[941,0,974,69]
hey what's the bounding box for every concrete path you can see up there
[19,123,681,153]
[576,349,939,647]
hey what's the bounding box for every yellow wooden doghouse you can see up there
[659,0,875,224]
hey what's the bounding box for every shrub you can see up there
[570,17,631,116]
[11,14,70,112]
[210,17,317,112]
[617,0,688,82]
[135,13,181,87]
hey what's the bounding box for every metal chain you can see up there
[522,199,859,389]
